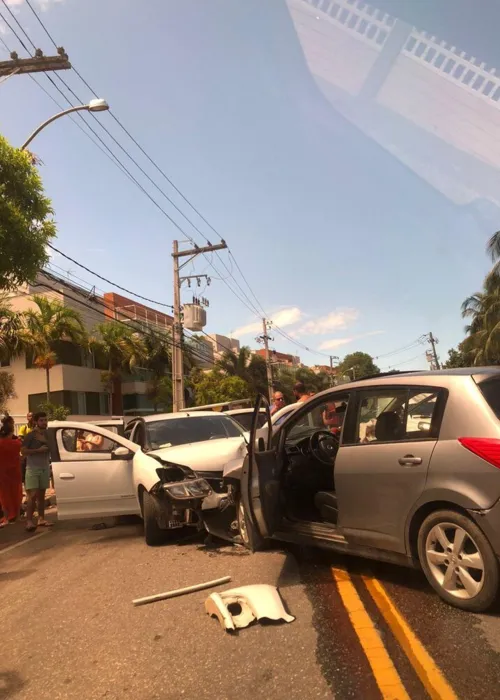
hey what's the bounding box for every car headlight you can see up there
[164,479,212,500]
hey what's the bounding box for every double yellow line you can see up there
[332,567,458,700]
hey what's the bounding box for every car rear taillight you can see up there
[458,437,500,469]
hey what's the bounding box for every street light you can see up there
[21,99,109,151]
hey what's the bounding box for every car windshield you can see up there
[146,415,244,449]
[229,412,267,431]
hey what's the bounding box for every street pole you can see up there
[21,99,109,150]
[172,240,183,413]
[262,318,274,402]
[428,332,441,370]
[171,239,227,412]
[330,355,339,386]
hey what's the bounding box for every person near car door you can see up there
[18,411,34,489]
[270,391,286,416]
[0,416,23,527]
[293,382,309,403]
[21,412,52,532]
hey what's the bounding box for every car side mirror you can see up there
[112,446,133,459]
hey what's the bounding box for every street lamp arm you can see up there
[21,104,90,151]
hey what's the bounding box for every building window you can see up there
[28,390,111,416]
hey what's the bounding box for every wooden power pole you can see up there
[172,239,227,412]
[0,48,71,79]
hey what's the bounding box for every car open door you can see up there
[49,421,142,520]
[240,395,282,550]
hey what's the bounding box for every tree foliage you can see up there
[92,322,146,414]
[337,352,379,380]
[0,135,56,290]
[192,371,248,405]
[442,343,470,369]
[23,295,86,402]
[0,371,16,412]
[461,233,500,366]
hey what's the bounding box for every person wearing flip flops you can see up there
[21,412,53,532]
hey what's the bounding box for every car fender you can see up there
[133,450,163,494]
[404,486,493,555]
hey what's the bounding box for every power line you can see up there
[46,244,174,310]
[3,4,275,328]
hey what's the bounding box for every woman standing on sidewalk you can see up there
[0,415,23,527]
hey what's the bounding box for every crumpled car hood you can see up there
[149,437,247,474]
[205,584,295,632]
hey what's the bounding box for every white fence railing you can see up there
[402,29,500,107]
[303,0,393,49]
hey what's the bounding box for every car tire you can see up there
[142,491,168,547]
[417,509,499,612]
[237,496,251,548]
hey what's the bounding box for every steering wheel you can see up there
[309,430,339,465]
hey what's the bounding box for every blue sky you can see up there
[1,0,498,370]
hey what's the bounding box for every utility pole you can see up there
[329,355,338,387]
[428,332,441,370]
[172,239,227,412]
[261,318,274,402]
[0,48,71,79]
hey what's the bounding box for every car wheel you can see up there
[237,497,251,548]
[417,509,499,612]
[142,491,168,547]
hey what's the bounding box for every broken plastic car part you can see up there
[205,584,295,631]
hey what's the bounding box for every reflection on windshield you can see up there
[147,416,243,449]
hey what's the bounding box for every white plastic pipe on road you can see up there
[132,576,231,607]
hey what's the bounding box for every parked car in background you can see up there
[202,368,500,613]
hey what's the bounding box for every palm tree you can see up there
[142,332,172,413]
[22,295,87,402]
[91,322,146,414]
[216,346,267,397]
[0,298,26,364]
[461,233,500,366]
[217,346,252,378]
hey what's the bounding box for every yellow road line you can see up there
[363,575,458,700]
[332,567,410,700]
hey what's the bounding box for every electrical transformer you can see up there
[183,303,207,331]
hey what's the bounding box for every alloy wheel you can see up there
[425,522,485,600]
[238,499,249,546]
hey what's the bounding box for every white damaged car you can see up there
[48,411,247,546]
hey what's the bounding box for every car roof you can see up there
[225,408,265,415]
[141,411,232,423]
[310,367,500,400]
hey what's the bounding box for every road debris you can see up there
[205,584,295,632]
[132,576,231,607]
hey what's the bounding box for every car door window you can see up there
[356,388,441,444]
[60,428,118,456]
[286,394,350,442]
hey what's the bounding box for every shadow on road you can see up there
[0,569,37,583]
[0,670,25,700]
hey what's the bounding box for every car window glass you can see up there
[61,429,117,453]
[357,390,408,443]
[287,395,349,441]
[357,389,440,443]
[406,391,439,437]
[146,415,243,450]
[229,412,266,431]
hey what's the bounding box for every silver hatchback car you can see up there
[203,368,500,612]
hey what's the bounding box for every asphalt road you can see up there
[2,518,500,700]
